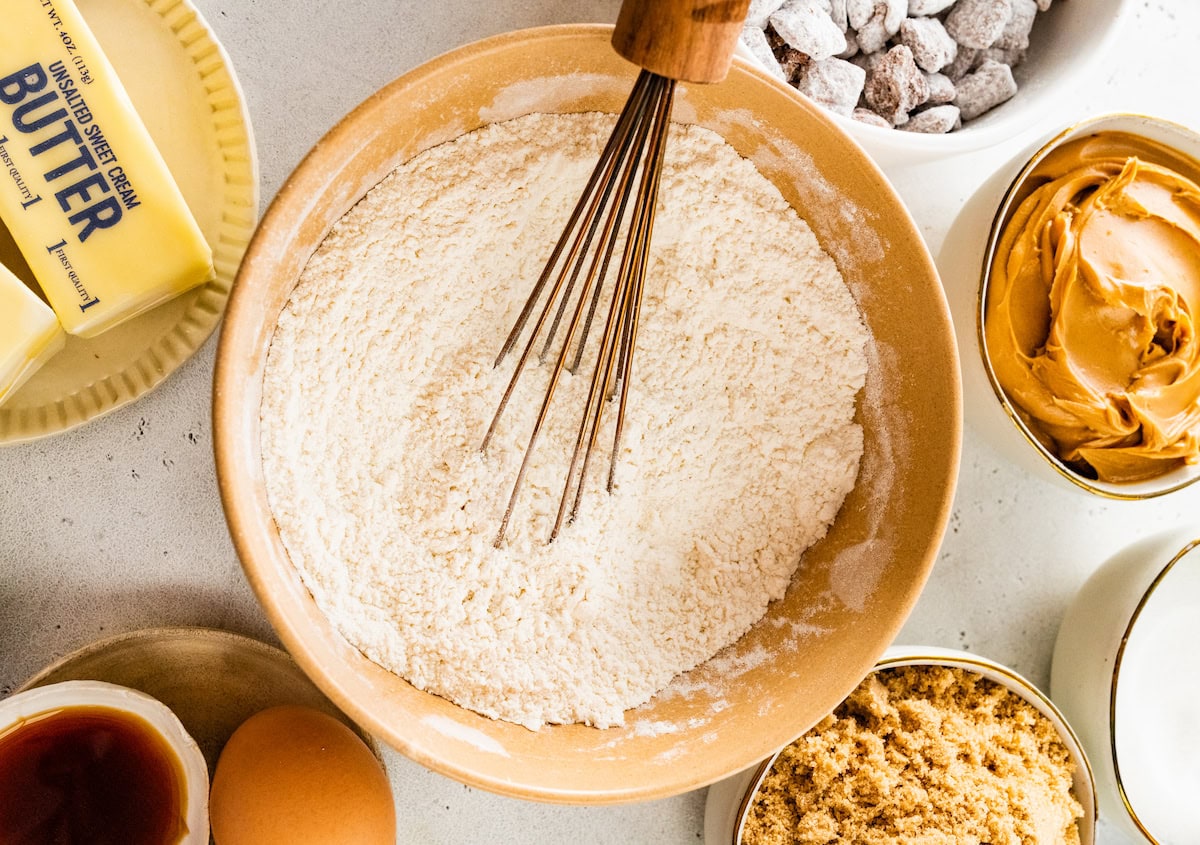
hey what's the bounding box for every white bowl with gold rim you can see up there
[1051,529,1200,844]
[0,679,209,844]
[938,113,1200,500]
[704,645,1096,845]
[735,0,1133,169]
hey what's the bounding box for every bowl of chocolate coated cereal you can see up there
[736,0,1133,167]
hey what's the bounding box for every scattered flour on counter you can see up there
[260,112,868,730]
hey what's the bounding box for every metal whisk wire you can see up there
[481,69,677,545]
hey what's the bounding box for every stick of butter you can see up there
[1,261,64,406]
[0,0,214,338]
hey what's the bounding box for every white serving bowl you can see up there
[938,113,1200,500]
[0,680,209,844]
[705,645,1096,845]
[736,0,1131,169]
[1052,529,1200,844]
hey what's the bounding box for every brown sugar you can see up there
[742,665,1083,845]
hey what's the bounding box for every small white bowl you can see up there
[938,113,1200,500]
[705,645,1096,845]
[1052,529,1200,844]
[735,0,1132,168]
[0,680,209,844]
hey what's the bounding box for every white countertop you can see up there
[2,1,1197,843]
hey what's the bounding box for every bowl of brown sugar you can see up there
[705,646,1096,845]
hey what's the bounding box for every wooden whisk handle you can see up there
[612,0,751,84]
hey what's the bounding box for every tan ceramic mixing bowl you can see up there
[213,25,961,803]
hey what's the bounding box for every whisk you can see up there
[482,0,751,544]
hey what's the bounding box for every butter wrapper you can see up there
[0,0,214,337]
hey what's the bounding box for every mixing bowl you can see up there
[213,24,960,803]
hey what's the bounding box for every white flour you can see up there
[260,112,868,729]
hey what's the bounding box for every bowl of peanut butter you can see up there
[943,113,1200,498]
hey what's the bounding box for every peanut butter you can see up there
[985,131,1200,483]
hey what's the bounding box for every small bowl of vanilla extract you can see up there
[0,680,209,844]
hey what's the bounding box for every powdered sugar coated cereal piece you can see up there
[836,28,860,59]
[995,0,1038,50]
[845,0,876,30]
[795,57,867,115]
[907,0,957,14]
[778,46,811,78]
[901,103,961,133]
[766,27,811,78]
[852,107,892,127]
[982,44,1026,66]
[923,71,957,104]
[741,25,789,80]
[864,44,929,125]
[854,0,907,54]
[771,0,847,61]
[898,16,958,72]
[945,0,1012,49]
[943,44,980,81]
[747,0,788,29]
[830,0,849,30]
[850,49,885,76]
[953,58,1017,119]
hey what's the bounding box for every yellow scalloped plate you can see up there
[0,0,258,443]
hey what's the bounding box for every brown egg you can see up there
[210,705,395,845]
